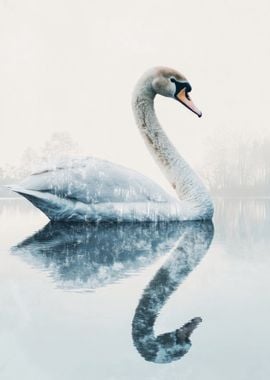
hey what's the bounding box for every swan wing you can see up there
[18,157,173,204]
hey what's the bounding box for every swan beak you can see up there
[176,89,202,118]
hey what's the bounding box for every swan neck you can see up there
[132,77,213,219]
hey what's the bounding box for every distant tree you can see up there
[0,131,79,186]
[41,132,78,162]
[20,147,40,177]
[202,136,270,196]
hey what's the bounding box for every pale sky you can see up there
[1,0,270,188]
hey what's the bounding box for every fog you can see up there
[1,0,270,190]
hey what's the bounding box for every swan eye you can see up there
[170,78,177,83]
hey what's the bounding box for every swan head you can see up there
[151,67,202,117]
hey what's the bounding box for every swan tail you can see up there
[8,185,65,221]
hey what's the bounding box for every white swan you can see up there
[11,67,213,222]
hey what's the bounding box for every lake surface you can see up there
[0,198,269,380]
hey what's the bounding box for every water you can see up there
[0,198,269,379]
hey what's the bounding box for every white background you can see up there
[1,0,269,189]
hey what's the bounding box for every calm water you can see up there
[0,198,269,380]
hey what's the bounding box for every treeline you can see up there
[1,133,270,197]
[202,137,270,197]
[0,132,78,197]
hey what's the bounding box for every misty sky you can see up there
[1,0,270,188]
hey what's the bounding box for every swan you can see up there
[13,219,214,362]
[10,67,213,222]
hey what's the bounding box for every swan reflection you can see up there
[14,220,213,363]
[132,220,214,363]
[13,222,185,290]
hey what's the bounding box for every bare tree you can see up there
[202,136,270,197]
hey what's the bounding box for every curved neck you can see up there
[132,221,214,363]
[132,77,213,219]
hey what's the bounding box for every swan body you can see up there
[13,157,192,222]
[11,67,214,222]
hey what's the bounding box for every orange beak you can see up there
[176,88,202,118]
